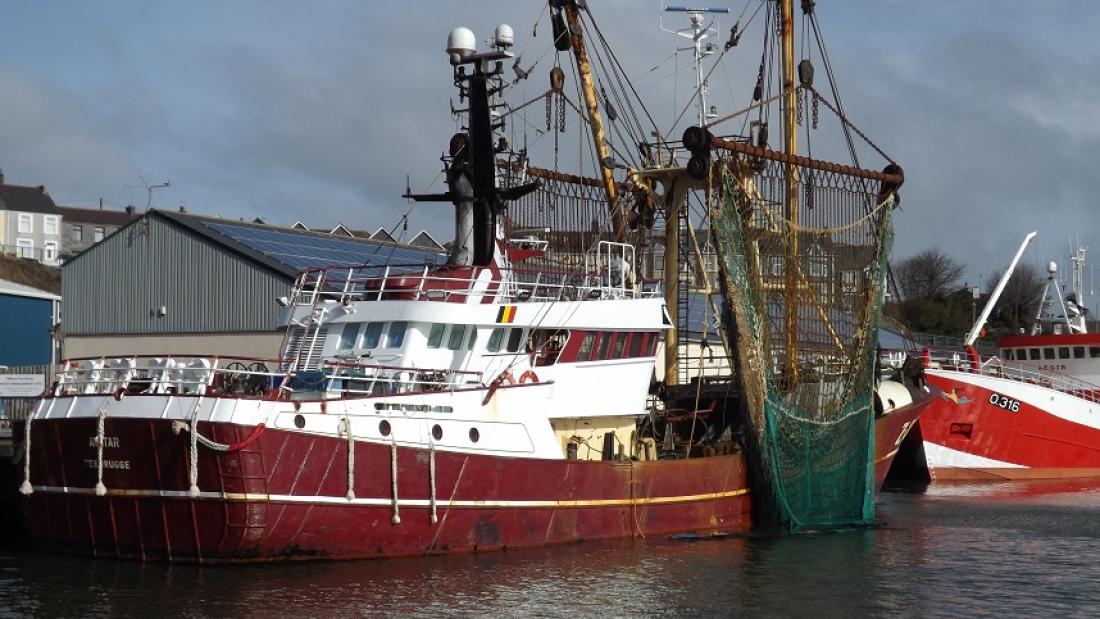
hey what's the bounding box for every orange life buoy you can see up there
[498,370,515,385]
[519,370,539,384]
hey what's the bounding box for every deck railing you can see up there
[924,348,1100,405]
[51,355,485,400]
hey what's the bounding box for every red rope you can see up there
[224,423,266,452]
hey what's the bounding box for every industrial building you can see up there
[0,277,59,367]
[60,209,443,359]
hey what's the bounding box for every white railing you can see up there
[924,349,1100,405]
[51,355,485,401]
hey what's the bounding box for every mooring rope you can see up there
[429,440,438,525]
[188,397,202,498]
[390,437,401,525]
[95,408,107,496]
[341,416,355,501]
[19,414,33,496]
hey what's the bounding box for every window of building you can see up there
[338,323,361,350]
[72,224,83,242]
[487,328,505,352]
[44,215,59,236]
[94,226,106,243]
[841,270,859,294]
[362,322,384,348]
[770,256,784,277]
[15,238,33,259]
[447,324,467,351]
[654,255,665,274]
[427,323,446,348]
[506,328,524,353]
[43,241,58,262]
[17,214,32,234]
[385,321,408,348]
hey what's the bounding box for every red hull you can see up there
[18,418,751,563]
[873,397,932,488]
[921,371,1100,481]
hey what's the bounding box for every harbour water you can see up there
[2,480,1100,617]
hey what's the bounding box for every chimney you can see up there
[125,205,135,216]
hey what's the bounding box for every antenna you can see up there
[135,173,171,211]
[660,3,729,128]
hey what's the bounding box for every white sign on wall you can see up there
[0,374,46,398]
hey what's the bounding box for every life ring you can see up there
[519,370,539,384]
[498,370,515,385]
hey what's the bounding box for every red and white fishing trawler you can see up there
[919,232,1100,480]
[14,4,926,562]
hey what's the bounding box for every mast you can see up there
[780,0,800,387]
[557,0,625,241]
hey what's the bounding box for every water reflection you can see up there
[5,485,1100,617]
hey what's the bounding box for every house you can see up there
[56,204,140,260]
[0,170,63,266]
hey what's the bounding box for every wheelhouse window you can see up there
[1043,348,1055,360]
[629,333,644,357]
[447,324,467,350]
[1091,347,1100,358]
[577,332,595,361]
[385,321,408,348]
[467,327,477,349]
[597,333,611,359]
[362,322,384,348]
[338,323,361,350]
[1003,349,1014,361]
[427,323,446,348]
[1074,346,1086,359]
[613,334,627,358]
[487,327,505,352]
[1058,347,1071,360]
[1029,348,1041,361]
[506,328,524,353]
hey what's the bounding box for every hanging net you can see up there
[709,153,898,531]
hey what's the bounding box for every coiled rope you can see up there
[341,416,355,500]
[95,408,107,496]
[19,415,33,496]
[390,437,401,524]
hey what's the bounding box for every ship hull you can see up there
[873,395,932,488]
[920,369,1100,481]
[17,417,751,563]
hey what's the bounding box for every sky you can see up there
[2,1,1099,302]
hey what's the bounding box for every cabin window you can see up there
[613,334,627,359]
[467,327,478,349]
[506,328,524,353]
[597,333,612,360]
[1073,346,1086,359]
[447,324,467,350]
[577,332,595,361]
[427,323,446,348]
[338,323,361,350]
[1059,347,1071,360]
[1091,347,1100,358]
[1043,348,1055,360]
[629,332,644,357]
[385,321,408,348]
[1003,349,1014,361]
[362,322,384,348]
[487,328,505,352]
[1029,348,1041,361]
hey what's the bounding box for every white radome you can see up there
[494,24,514,48]
[447,27,477,64]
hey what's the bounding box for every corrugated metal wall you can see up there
[62,216,292,335]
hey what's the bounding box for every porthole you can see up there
[293,414,306,429]
[379,420,391,436]
[432,424,443,441]
[469,427,480,443]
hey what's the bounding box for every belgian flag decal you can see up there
[496,305,517,323]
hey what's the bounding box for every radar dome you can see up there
[494,24,514,49]
[1048,261,1058,274]
[447,27,476,64]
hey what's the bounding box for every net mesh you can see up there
[710,156,896,530]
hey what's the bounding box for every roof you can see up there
[57,205,139,227]
[0,276,60,301]
[148,210,446,280]
[0,183,60,215]
[409,230,444,250]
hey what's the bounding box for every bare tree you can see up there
[984,263,1045,334]
[894,248,965,300]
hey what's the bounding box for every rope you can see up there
[171,420,267,452]
[390,437,401,525]
[19,414,33,496]
[95,408,107,496]
[188,397,201,498]
[342,416,355,501]
[429,440,438,525]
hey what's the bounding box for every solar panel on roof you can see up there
[201,220,446,273]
